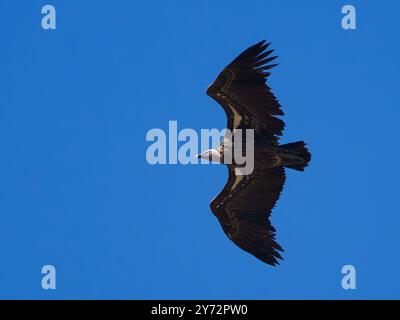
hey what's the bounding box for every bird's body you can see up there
[200,40,311,266]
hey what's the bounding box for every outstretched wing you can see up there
[206,40,284,143]
[210,166,286,266]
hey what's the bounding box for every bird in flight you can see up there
[198,40,311,266]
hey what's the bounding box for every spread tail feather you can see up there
[279,141,311,171]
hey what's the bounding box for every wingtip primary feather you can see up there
[256,39,267,46]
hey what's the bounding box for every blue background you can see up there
[0,0,399,299]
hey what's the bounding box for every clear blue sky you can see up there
[0,0,399,299]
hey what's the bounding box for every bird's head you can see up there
[196,149,222,163]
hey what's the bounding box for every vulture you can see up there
[197,40,311,266]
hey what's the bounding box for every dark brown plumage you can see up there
[205,40,311,266]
